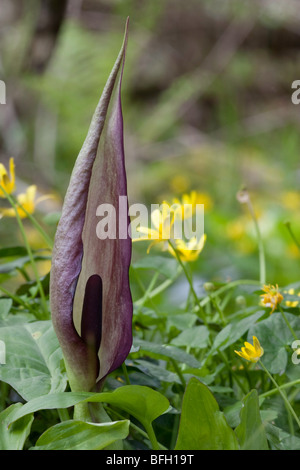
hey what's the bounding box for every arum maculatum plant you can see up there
[50,19,132,413]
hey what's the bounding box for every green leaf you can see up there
[99,385,170,428]
[235,389,269,450]
[132,359,181,384]
[249,312,300,374]
[171,325,210,349]
[132,255,178,278]
[211,310,265,353]
[133,307,163,328]
[0,254,50,274]
[133,338,201,368]
[0,403,33,450]
[0,298,12,319]
[175,378,239,450]
[16,272,50,297]
[9,386,170,432]
[265,422,300,450]
[166,312,198,331]
[0,320,67,400]
[0,246,28,258]
[32,419,129,450]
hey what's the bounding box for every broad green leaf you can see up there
[99,385,170,428]
[0,298,12,319]
[9,393,91,425]
[175,378,239,450]
[0,246,28,258]
[9,386,170,431]
[265,422,300,450]
[211,310,265,353]
[171,325,209,349]
[133,338,201,368]
[0,312,37,327]
[235,389,269,450]
[0,403,33,450]
[132,358,181,384]
[16,272,50,297]
[0,320,67,400]
[166,312,198,331]
[0,254,50,274]
[133,307,163,327]
[249,312,300,374]
[32,419,129,450]
[132,255,178,278]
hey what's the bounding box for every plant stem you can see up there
[0,285,31,310]
[0,381,9,411]
[107,405,167,450]
[237,189,266,284]
[170,358,186,388]
[285,221,300,254]
[122,362,131,385]
[247,199,266,285]
[209,294,226,326]
[168,240,207,322]
[73,402,92,421]
[258,360,300,430]
[134,267,182,306]
[58,408,70,422]
[144,422,160,450]
[278,306,298,341]
[15,201,53,250]
[138,270,160,308]
[0,186,48,318]
[200,279,261,309]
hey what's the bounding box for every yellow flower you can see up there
[283,288,300,308]
[0,185,38,218]
[0,157,16,198]
[281,191,300,211]
[172,190,213,219]
[132,194,207,260]
[168,234,206,262]
[260,284,283,314]
[133,202,175,253]
[235,336,264,363]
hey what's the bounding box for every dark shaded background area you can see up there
[1,0,300,286]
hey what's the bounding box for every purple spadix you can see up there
[50,19,132,392]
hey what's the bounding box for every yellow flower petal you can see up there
[0,184,51,219]
[235,336,264,363]
[0,157,16,198]
[260,284,283,314]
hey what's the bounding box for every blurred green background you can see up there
[1,0,300,289]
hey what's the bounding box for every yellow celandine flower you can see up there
[234,336,264,363]
[0,185,41,219]
[260,284,283,314]
[283,288,300,308]
[133,202,175,253]
[168,234,206,262]
[172,190,213,219]
[133,194,208,262]
[0,157,16,198]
